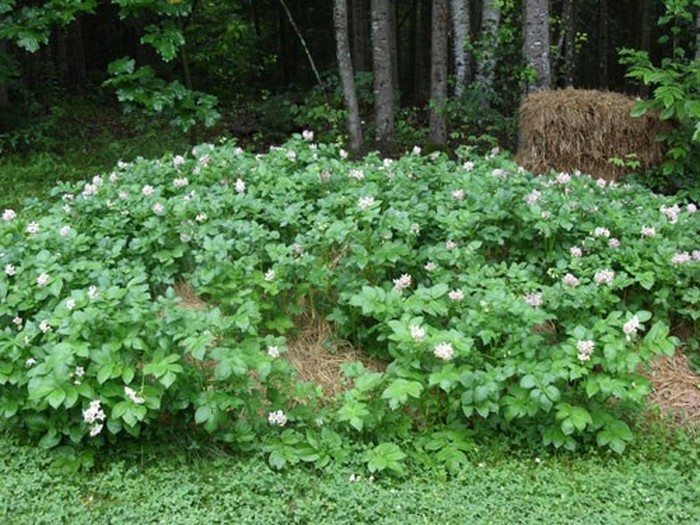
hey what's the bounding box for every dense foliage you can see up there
[1,138,698,470]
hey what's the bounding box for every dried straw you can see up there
[286,317,385,399]
[646,352,700,427]
[516,89,669,180]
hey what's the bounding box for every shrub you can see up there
[0,138,697,467]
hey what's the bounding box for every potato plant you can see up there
[1,136,697,469]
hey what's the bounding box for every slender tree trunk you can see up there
[429,0,448,144]
[475,0,500,98]
[598,0,608,89]
[371,0,395,153]
[695,8,699,61]
[351,0,370,72]
[450,0,471,98]
[388,0,399,103]
[523,0,551,93]
[0,41,9,109]
[415,0,432,106]
[563,0,574,87]
[407,0,418,103]
[334,0,364,152]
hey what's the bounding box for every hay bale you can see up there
[516,89,669,180]
[645,352,700,427]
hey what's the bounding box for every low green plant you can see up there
[1,137,698,473]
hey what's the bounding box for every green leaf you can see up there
[381,379,424,410]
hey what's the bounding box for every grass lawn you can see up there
[1,426,699,524]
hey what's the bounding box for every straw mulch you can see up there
[174,283,385,397]
[174,281,208,310]
[286,317,385,399]
[645,352,700,427]
[516,89,669,180]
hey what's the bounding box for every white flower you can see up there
[2,209,16,222]
[339,149,349,159]
[142,185,155,197]
[410,223,421,235]
[66,298,76,311]
[264,269,276,282]
[452,189,465,200]
[570,246,582,258]
[124,386,145,404]
[233,147,244,156]
[320,170,331,182]
[39,320,52,333]
[555,172,571,185]
[623,316,641,339]
[268,410,288,426]
[641,226,656,238]
[562,273,579,287]
[608,238,620,249]
[285,150,297,161]
[593,227,610,238]
[491,168,508,178]
[433,342,454,361]
[424,262,437,272]
[4,264,16,276]
[410,325,426,342]
[660,204,681,224]
[62,204,73,214]
[118,191,129,200]
[109,172,119,183]
[349,169,364,180]
[463,161,475,172]
[25,357,36,367]
[89,423,103,437]
[13,317,23,328]
[358,196,375,210]
[82,183,98,196]
[173,177,189,188]
[448,289,464,301]
[195,212,208,222]
[59,225,70,237]
[36,273,49,287]
[152,202,165,215]
[393,274,412,291]
[173,155,186,167]
[267,346,280,358]
[687,203,697,214]
[235,178,246,193]
[524,292,543,307]
[88,285,99,300]
[596,178,607,188]
[445,240,457,251]
[26,222,40,235]
[302,130,314,141]
[524,190,541,205]
[671,252,692,265]
[576,340,595,362]
[412,146,422,155]
[594,269,615,285]
[74,366,85,378]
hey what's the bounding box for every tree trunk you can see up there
[523,0,551,93]
[598,0,608,90]
[414,0,432,106]
[429,0,448,144]
[475,0,500,97]
[371,0,395,153]
[388,0,399,102]
[695,8,699,61]
[334,0,364,153]
[351,0,370,72]
[450,0,471,98]
[0,41,9,109]
[562,0,574,87]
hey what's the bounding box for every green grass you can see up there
[1,426,698,524]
